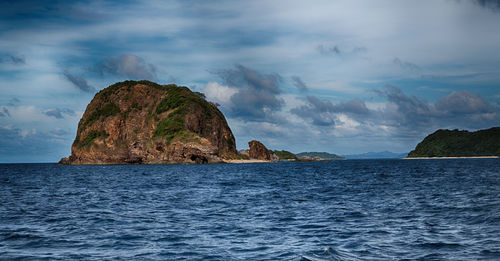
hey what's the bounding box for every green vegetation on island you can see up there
[270,150,345,161]
[79,102,121,131]
[296,152,344,160]
[74,130,109,148]
[152,82,228,143]
[272,150,297,160]
[407,127,500,157]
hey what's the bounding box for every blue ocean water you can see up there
[0,159,499,260]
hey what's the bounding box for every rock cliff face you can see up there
[247,140,279,162]
[60,80,237,164]
[248,140,270,160]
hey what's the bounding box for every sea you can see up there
[0,159,499,260]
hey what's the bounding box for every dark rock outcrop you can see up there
[248,140,271,160]
[59,80,237,164]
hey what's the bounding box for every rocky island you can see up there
[60,80,239,164]
[232,140,280,163]
[407,127,500,158]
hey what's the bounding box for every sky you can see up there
[1,0,500,162]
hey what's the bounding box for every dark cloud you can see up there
[473,0,500,11]
[352,46,367,53]
[306,96,370,115]
[335,98,371,115]
[95,54,157,80]
[375,85,500,133]
[0,1,102,30]
[375,84,435,117]
[50,128,69,136]
[44,108,75,119]
[44,109,63,119]
[291,105,335,126]
[219,64,281,93]
[374,85,440,131]
[291,96,370,126]
[393,57,419,71]
[0,107,10,117]
[317,44,368,56]
[64,72,95,93]
[216,64,283,122]
[7,97,20,106]
[291,76,309,92]
[0,54,25,65]
[291,85,499,137]
[377,86,496,119]
[435,90,491,114]
[317,44,341,55]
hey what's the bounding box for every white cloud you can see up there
[203,82,238,107]
[332,114,361,136]
[20,128,36,138]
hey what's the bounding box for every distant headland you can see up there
[407,127,500,158]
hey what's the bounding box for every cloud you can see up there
[43,108,75,119]
[290,85,499,140]
[291,76,309,92]
[214,64,284,122]
[63,72,95,93]
[352,46,367,53]
[375,85,435,116]
[316,44,369,60]
[49,128,69,136]
[0,54,25,65]
[203,81,238,107]
[0,107,10,117]
[291,96,370,126]
[7,97,20,106]
[473,0,500,11]
[219,64,281,94]
[291,107,335,126]
[393,57,419,70]
[375,85,499,132]
[435,90,491,114]
[95,54,157,80]
[373,85,441,133]
[317,44,341,55]
[309,96,370,115]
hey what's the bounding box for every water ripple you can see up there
[0,159,499,260]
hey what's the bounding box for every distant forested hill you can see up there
[272,150,297,160]
[407,127,500,157]
[296,152,344,159]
